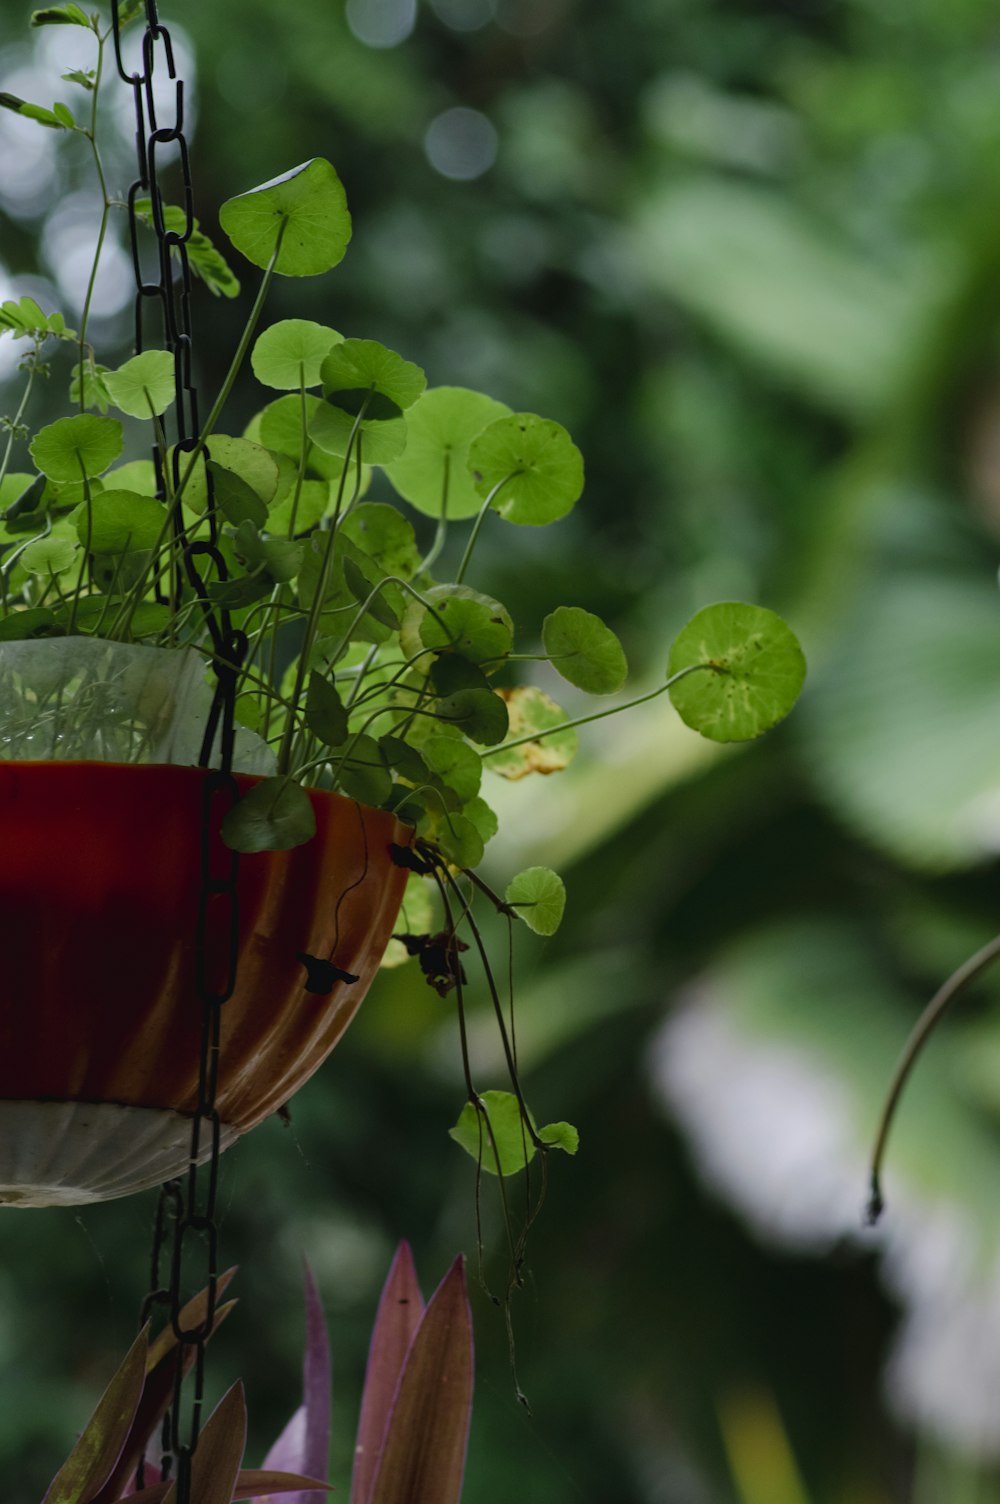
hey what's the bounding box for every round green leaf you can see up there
[434,812,484,870]
[484,686,578,779]
[431,658,509,746]
[21,530,78,577]
[78,490,166,554]
[463,795,498,846]
[335,735,392,806]
[305,671,349,747]
[256,393,324,457]
[104,459,157,496]
[219,158,352,277]
[505,866,566,935]
[308,402,407,465]
[383,386,511,520]
[468,413,583,525]
[538,1121,579,1155]
[420,594,513,669]
[340,502,420,581]
[177,436,280,513]
[449,1090,563,1177]
[321,339,426,412]
[221,776,316,852]
[667,601,806,743]
[423,736,482,803]
[267,478,332,536]
[30,415,122,481]
[251,319,343,390]
[103,350,175,418]
[543,606,627,694]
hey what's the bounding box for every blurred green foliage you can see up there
[6,0,1000,1500]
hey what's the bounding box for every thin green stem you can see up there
[277,402,368,773]
[175,231,286,504]
[455,474,513,586]
[0,360,39,491]
[479,662,719,759]
[867,931,1000,1225]
[77,32,110,409]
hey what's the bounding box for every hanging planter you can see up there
[0,633,410,1206]
[0,757,410,1207]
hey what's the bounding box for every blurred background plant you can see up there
[5,0,1000,1500]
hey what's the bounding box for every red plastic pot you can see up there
[0,761,411,1206]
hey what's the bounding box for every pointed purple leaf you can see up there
[351,1243,425,1504]
[301,1260,331,1503]
[258,1260,331,1504]
[93,1270,239,1504]
[160,1381,247,1504]
[367,1257,474,1504]
[124,1467,332,1503]
[43,1326,149,1504]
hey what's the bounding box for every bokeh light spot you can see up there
[424,108,498,181]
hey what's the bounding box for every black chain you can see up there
[111,6,243,1497]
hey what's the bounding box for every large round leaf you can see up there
[30,415,122,481]
[219,158,352,277]
[384,386,512,520]
[77,490,166,554]
[667,601,805,743]
[467,413,583,525]
[251,319,343,390]
[505,866,566,936]
[308,402,407,465]
[103,350,175,419]
[543,606,627,694]
[320,339,426,412]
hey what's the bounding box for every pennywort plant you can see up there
[0,6,805,1202]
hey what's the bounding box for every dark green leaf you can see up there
[0,608,55,640]
[336,736,392,806]
[305,672,349,747]
[78,490,165,554]
[221,776,316,852]
[343,556,400,628]
[420,594,512,669]
[542,606,628,694]
[31,4,91,24]
[379,734,430,785]
[207,461,268,528]
[0,95,66,128]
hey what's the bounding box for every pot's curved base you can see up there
[0,1100,239,1207]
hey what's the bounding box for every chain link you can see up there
[111,5,243,1497]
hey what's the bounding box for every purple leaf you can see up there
[160,1381,247,1504]
[367,1256,474,1504]
[351,1243,424,1504]
[93,1270,239,1504]
[123,1467,332,1503]
[43,1326,149,1504]
[259,1260,331,1504]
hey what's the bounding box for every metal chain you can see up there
[110,5,243,1497]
